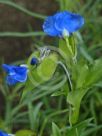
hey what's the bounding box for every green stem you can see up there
[5,99,12,131]
[63,0,69,10]
[65,37,73,56]
[69,104,72,127]
[59,0,64,10]
[57,61,72,91]
[11,103,25,117]
[71,104,80,124]
[0,0,46,19]
[28,103,34,130]
[0,31,45,37]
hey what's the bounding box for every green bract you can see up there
[16,130,36,136]
[21,51,58,100]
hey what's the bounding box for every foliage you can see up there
[0,0,102,136]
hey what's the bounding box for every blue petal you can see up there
[55,11,84,33]
[54,11,69,31]
[2,64,15,74]
[6,75,18,85]
[13,66,27,75]
[3,64,28,85]
[43,11,84,37]
[0,131,8,136]
[13,72,27,82]
[13,66,27,82]
[43,16,60,36]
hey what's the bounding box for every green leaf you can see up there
[82,125,102,136]
[21,53,58,101]
[85,58,102,87]
[95,81,102,87]
[59,38,71,60]
[51,90,65,97]
[15,130,36,136]
[67,89,88,124]
[67,58,102,124]
[79,45,93,63]
[65,118,92,136]
[59,35,77,64]
[52,122,61,136]
[76,64,89,89]
[67,91,81,124]
[0,118,10,132]
[28,53,58,87]
[69,35,77,58]
[28,102,43,130]
[37,53,58,81]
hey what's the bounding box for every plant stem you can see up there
[65,37,73,56]
[0,32,45,37]
[0,0,46,19]
[69,104,72,127]
[5,99,12,131]
[57,61,73,91]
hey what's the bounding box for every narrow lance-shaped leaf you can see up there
[65,118,93,136]
[52,122,61,136]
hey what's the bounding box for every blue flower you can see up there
[0,131,14,136]
[2,64,28,85]
[0,131,8,136]
[43,11,84,37]
[31,57,38,65]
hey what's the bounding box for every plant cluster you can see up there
[0,0,102,136]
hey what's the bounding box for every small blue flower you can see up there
[31,57,39,65]
[0,131,15,136]
[43,11,84,37]
[0,131,8,136]
[2,64,28,85]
